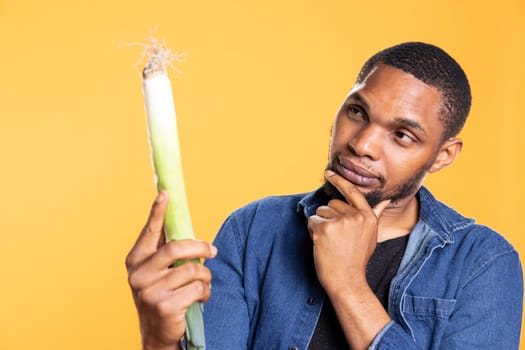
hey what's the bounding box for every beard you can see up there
[322,161,431,208]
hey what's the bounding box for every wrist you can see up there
[327,275,371,304]
[324,271,368,299]
[144,346,180,350]
[144,346,179,350]
[143,340,181,350]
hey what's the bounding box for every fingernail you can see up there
[156,191,165,203]
[210,245,218,257]
[325,169,336,177]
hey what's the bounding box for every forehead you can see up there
[349,64,443,128]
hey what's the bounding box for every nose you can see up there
[349,125,381,160]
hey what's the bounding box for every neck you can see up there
[377,194,419,242]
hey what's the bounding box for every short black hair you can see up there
[357,42,471,140]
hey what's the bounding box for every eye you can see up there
[347,105,366,121]
[394,130,416,144]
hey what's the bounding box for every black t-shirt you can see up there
[308,234,409,350]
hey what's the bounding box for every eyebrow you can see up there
[348,92,370,111]
[348,92,427,136]
[393,117,427,136]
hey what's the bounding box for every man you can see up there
[126,42,523,349]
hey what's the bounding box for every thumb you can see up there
[127,191,169,269]
[372,199,391,218]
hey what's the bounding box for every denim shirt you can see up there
[204,187,523,349]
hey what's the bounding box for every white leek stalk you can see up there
[141,38,205,350]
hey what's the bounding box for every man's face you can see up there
[326,64,446,207]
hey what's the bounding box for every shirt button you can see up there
[307,297,316,305]
[289,347,298,350]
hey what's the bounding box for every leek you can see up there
[140,37,205,350]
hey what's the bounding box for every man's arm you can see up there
[307,170,392,349]
[202,215,252,349]
[125,191,217,350]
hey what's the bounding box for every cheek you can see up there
[330,115,355,148]
[384,161,412,183]
[383,150,435,185]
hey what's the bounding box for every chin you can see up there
[321,181,384,207]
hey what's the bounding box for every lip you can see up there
[335,157,381,188]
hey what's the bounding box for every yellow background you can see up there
[1,0,524,348]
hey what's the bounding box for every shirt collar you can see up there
[297,186,332,218]
[417,186,474,242]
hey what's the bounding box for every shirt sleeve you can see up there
[369,321,422,349]
[203,215,251,350]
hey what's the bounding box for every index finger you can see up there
[324,169,371,211]
[126,191,169,269]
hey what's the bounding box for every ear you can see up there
[428,138,463,173]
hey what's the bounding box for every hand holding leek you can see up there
[126,200,215,350]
